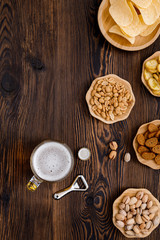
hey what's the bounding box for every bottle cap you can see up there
[78,148,91,161]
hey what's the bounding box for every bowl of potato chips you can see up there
[98,0,160,51]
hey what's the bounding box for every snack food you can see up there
[141,152,155,160]
[131,0,152,9]
[148,123,158,132]
[109,150,117,160]
[137,146,149,154]
[109,141,118,150]
[145,138,158,148]
[136,123,160,165]
[108,0,160,44]
[113,189,160,238]
[86,75,135,124]
[109,0,133,27]
[109,25,135,44]
[148,132,156,138]
[155,130,160,137]
[143,53,160,96]
[120,2,141,38]
[136,134,145,145]
[144,131,149,139]
[155,155,160,164]
[152,145,160,154]
[138,3,159,25]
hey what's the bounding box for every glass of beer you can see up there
[27,141,74,191]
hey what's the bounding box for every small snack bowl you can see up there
[133,120,160,170]
[86,74,135,124]
[113,188,160,238]
[141,51,160,97]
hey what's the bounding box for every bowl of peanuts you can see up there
[86,74,135,124]
[133,120,160,170]
[113,188,160,238]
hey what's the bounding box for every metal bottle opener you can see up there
[53,175,89,200]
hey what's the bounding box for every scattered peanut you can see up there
[109,141,118,150]
[109,151,117,160]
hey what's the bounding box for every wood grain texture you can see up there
[0,0,160,239]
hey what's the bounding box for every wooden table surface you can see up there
[0,0,160,239]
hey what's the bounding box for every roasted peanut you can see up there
[109,151,117,160]
[109,141,118,151]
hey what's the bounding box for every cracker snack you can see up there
[136,123,160,165]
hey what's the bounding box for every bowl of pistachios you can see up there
[113,188,160,238]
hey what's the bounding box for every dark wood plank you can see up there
[0,0,160,239]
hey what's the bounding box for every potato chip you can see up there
[152,0,160,14]
[131,0,152,8]
[148,78,160,90]
[120,2,140,37]
[109,25,135,44]
[145,59,158,70]
[140,17,160,36]
[109,0,133,27]
[138,15,148,33]
[144,69,152,81]
[152,90,160,95]
[138,2,159,25]
[120,5,148,37]
[109,0,117,4]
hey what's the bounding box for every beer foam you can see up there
[32,142,73,181]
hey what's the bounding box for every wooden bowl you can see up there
[113,188,160,238]
[133,120,160,170]
[86,74,135,124]
[98,0,160,51]
[141,51,160,97]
